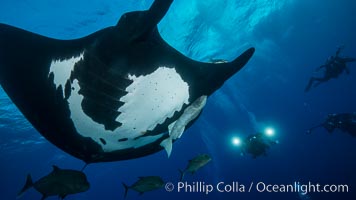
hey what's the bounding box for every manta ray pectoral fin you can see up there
[231,47,255,73]
[160,137,173,158]
[195,48,254,95]
[120,0,173,42]
[147,0,173,26]
[216,47,255,80]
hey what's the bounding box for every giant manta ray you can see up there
[0,0,254,163]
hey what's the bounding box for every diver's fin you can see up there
[17,174,34,199]
[178,169,185,181]
[122,182,129,199]
[160,137,173,157]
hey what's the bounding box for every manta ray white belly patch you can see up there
[49,53,84,92]
[117,67,190,134]
[49,61,190,152]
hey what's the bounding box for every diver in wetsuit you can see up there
[307,113,356,137]
[305,46,356,92]
[241,133,278,158]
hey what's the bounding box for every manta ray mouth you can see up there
[49,55,190,152]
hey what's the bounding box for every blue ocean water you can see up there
[0,0,355,200]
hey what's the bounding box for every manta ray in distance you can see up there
[0,0,255,163]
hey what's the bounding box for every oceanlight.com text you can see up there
[165,181,349,195]
[255,181,349,194]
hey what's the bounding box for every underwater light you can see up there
[231,137,241,146]
[265,127,275,137]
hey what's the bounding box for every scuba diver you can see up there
[240,132,278,158]
[305,46,356,92]
[307,113,356,137]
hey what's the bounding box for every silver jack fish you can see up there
[179,154,212,181]
[122,176,164,198]
[17,165,90,200]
